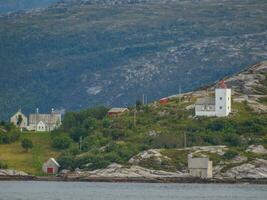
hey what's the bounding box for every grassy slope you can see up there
[0,132,60,174]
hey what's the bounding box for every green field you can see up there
[0,132,60,174]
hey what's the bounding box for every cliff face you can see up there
[0,0,267,120]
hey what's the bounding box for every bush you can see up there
[21,139,33,152]
[82,135,108,151]
[0,160,8,169]
[223,149,239,160]
[153,133,182,148]
[0,131,20,144]
[52,136,72,150]
[69,127,88,142]
[57,155,75,170]
[223,134,241,147]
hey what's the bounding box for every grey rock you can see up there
[224,159,267,179]
[246,145,267,154]
[0,169,28,176]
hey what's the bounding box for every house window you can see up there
[220,106,222,110]
[220,97,222,100]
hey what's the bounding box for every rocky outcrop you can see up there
[246,145,267,154]
[182,145,228,156]
[129,149,170,165]
[66,163,186,179]
[224,159,267,179]
[0,169,28,176]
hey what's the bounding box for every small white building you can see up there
[10,109,28,129]
[42,158,60,174]
[188,156,213,178]
[195,81,231,117]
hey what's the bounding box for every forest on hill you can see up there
[0,0,267,120]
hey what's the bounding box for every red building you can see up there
[159,98,169,105]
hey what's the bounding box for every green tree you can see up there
[21,139,33,152]
[136,100,143,111]
[52,136,72,150]
[16,115,23,128]
[0,160,8,169]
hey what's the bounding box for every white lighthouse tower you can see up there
[215,81,231,117]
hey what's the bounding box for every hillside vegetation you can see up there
[0,0,267,120]
[1,62,267,174]
[0,0,59,13]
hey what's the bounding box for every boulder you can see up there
[129,149,170,165]
[0,169,28,176]
[246,145,267,154]
[232,155,248,164]
[224,159,267,179]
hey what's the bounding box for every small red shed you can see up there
[42,158,60,174]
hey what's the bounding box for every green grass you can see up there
[0,132,60,174]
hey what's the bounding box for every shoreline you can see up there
[1,176,267,184]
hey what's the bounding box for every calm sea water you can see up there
[0,181,266,200]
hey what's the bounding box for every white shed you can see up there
[42,158,60,174]
[188,156,213,178]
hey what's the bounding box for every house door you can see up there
[47,167,53,174]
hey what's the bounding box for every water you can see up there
[0,181,266,200]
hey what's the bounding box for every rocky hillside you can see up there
[0,0,59,13]
[186,61,267,113]
[0,0,267,120]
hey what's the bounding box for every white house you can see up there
[188,156,213,178]
[37,121,47,132]
[42,158,60,174]
[10,109,28,129]
[195,81,231,117]
[28,109,62,132]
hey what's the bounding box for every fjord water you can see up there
[0,182,266,200]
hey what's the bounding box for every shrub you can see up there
[153,133,182,148]
[223,149,239,160]
[21,139,33,152]
[52,136,72,150]
[223,134,241,147]
[57,155,75,170]
[69,127,88,142]
[0,131,20,144]
[0,160,8,169]
[82,135,108,151]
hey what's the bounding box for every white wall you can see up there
[37,121,46,132]
[215,88,231,117]
[10,112,28,128]
[195,105,216,117]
